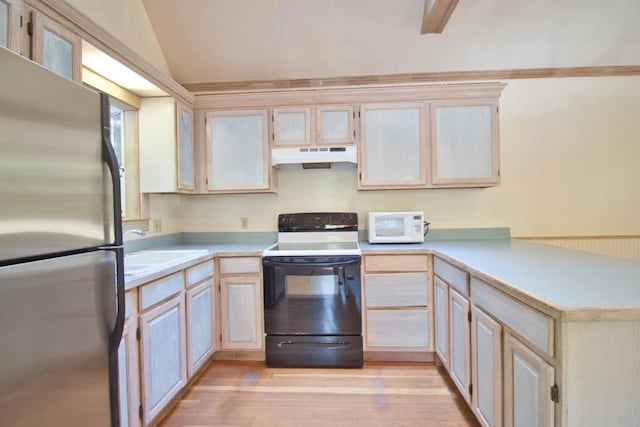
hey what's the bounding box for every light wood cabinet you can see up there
[118,290,140,427]
[205,110,271,192]
[30,10,81,82]
[359,103,427,188]
[185,260,216,376]
[219,276,263,349]
[471,305,503,427]
[363,254,430,353]
[186,279,214,377]
[430,100,500,187]
[271,105,356,146]
[434,276,450,368]
[218,256,263,350]
[139,97,195,193]
[504,333,555,427]
[316,105,355,145]
[139,292,187,425]
[272,107,311,146]
[449,287,471,403]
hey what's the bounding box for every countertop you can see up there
[125,239,640,320]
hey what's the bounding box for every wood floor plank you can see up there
[158,361,479,427]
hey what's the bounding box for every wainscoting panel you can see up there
[519,237,640,261]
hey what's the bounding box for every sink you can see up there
[124,249,209,276]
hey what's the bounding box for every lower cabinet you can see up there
[434,277,450,367]
[504,333,555,427]
[217,257,263,351]
[186,279,215,377]
[435,257,556,427]
[449,287,471,403]
[219,276,263,349]
[471,305,503,427]
[362,255,431,353]
[139,293,187,425]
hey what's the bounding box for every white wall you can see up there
[148,75,640,237]
[65,0,171,75]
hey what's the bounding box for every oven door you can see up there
[263,256,361,336]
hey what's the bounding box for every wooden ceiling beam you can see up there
[421,0,460,34]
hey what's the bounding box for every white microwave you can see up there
[368,211,425,243]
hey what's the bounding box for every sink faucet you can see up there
[123,229,146,239]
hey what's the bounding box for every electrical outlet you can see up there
[152,219,162,233]
[240,217,249,230]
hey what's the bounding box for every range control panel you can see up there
[278,212,358,232]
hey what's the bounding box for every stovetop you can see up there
[264,212,361,257]
[263,241,360,257]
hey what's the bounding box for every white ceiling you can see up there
[142,0,640,84]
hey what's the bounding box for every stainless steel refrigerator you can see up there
[0,47,124,426]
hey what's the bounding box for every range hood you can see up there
[271,146,357,167]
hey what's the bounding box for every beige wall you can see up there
[148,75,640,237]
[65,0,171,75]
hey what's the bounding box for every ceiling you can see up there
[141,0,640,85]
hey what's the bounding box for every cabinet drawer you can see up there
[186,260,214,287]
[365,272,428,307]
[140,272,185,311]
[434,257,468,296]
[219,257,261,274]
[365,255,428,272]
[471,277,554,356]
[366,309,430,348]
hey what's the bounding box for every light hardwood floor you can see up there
[159,361,479,427]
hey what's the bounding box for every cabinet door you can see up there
[431,100,499,186]
[504,333,554,427]
[359,103,426,188]
[273,107,311,146]
[316,105,355,145]
[434,277,450,368]
[186,279,214,377]
[31,11,81,81]
[471,305,503,427]
[220,276,263,349]
[140,294,187,425]
[206,110,270,191]
[118,310,141,427]
[449,287,471,403]
[177,103,195,191]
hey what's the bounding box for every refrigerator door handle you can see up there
[100,93,125,427]
[101,93,123,247]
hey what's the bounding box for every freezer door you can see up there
[0,47,111,262]
[0,251,116,426]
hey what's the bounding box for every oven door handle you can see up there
[262,259,360,268]
[277,340,351,350]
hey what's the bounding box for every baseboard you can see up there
[213,350,266,361]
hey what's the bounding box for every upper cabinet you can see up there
[30,11,82,82]
[177,104,195,190]
[205,110,272,193]
[431,100,500,186]
[272,105,356,146]
[316,105,356,145]
[272,107,311,146]
[139,97,195,193]
[191,83,505,194]
[359,103,427,189]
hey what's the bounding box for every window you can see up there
[110,104,126,216]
